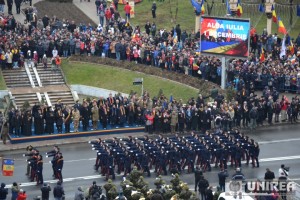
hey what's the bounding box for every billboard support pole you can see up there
[267,18,272,35]
[221,57,226,90]
[195,15,201,33]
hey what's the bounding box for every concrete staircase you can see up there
[37,66,65,86]
[47,90,75,107]
[2,68,31,88]
[12,92,39,109]
[2,61,75,110]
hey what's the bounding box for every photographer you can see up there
[41,183,51,200]
[279,164,289,180]
[0,183,8,200]
[278,164,289,200]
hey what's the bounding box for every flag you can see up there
[271,5,277,23]
[237,1,243,17]
[278,17,287,35]
[201,2,205,15]
[290,40,295,55]
[260,48,265,62]
[190,0,202,16]
[297,4,300,16]
[280,36,286,59]
[226,0,231,15]
[258,3,265,13]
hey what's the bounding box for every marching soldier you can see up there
[46,146,60,178]
[36,155,44,185]
[55,153,64,183]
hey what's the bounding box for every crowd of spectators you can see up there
[0,1,300,91]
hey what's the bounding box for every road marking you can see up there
[259,155,300,162]
[5,155,300,188]
[258,138,300,145]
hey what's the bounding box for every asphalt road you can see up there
[1,124,300,199]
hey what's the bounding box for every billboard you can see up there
[200,16,250,57]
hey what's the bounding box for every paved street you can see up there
[0,124,300,199]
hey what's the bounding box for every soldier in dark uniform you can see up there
[45,107,55,134]
[12,110,22,136]
[34,109,44,135]
[235,143,243,168]
[36,155,44,185]
[105,152,115,181]
[63,106,72,133]
[55,153,64,183]
[55,108,64,133]
[203,145,211,172]
[46,146,60,178]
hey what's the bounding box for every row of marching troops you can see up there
[89,129,260,179]
[23,145,64,185]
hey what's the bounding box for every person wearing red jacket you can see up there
[124,2,131,20]
[17,190,27,200]
[145,112,154,134]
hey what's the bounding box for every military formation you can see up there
[23,145,64,185]
[89,129,260,180]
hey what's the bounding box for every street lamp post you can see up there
[265,0,274,35]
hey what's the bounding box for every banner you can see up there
[200,16,250,57]
[2,158,14,176]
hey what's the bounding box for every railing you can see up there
[24,62,36,88]
[32,62,42,87]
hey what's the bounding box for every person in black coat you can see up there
[206,186,213,200]
[198,176,209,200]
[218,168,228,192]
[41,183,51,200]
[151,2,156,18]
[55,108,64,134]
[34,109,44,135]
[14,0,21,14]
[6,0,13,14]
[264,168,275,193]
[81,103,90,131]
[12,111,22,136]
[22,111,32,136]
[53,181,64,199]
[194,165,203,192]
[0,183,8,200]
[45,108,55,134]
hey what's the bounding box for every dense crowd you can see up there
[0,0,300,90]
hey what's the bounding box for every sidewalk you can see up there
[0,131,147,153]
[72,0,99,25]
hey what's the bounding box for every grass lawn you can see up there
[117,0,300,38]
[62,61,198,102]
[0,71,7,90]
